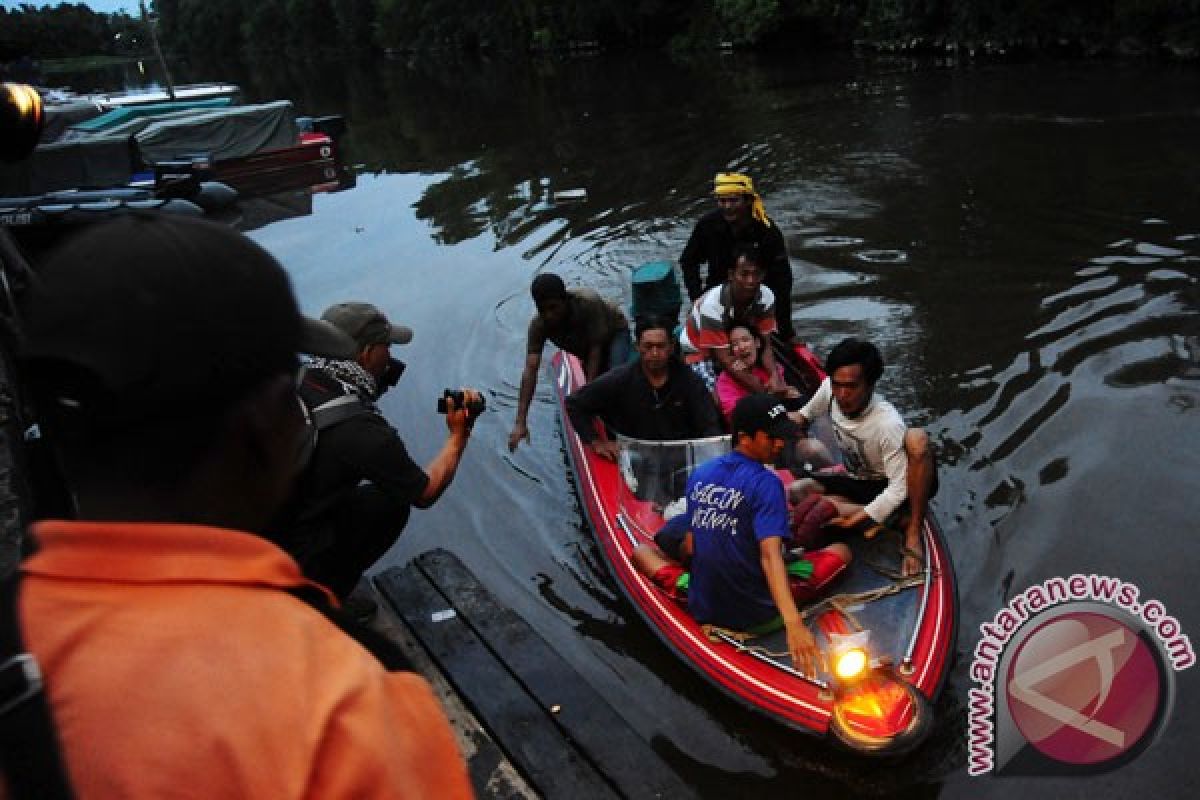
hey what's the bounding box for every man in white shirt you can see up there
[789,338,936,577]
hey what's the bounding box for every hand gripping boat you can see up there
[551,346,957,756]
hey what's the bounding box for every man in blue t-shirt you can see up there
[633,394,852,675]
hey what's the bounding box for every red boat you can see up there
[551,345,957,756]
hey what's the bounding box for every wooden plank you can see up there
[361,581,536,799]
[376,562,620,800]
[413,550,696,800]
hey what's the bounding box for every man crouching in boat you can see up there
[787,338,937,578]
[564,314,721,461]
[631,394,851,674]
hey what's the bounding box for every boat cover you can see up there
[60,107,225,144]
[66,98,234,135]
[40,99,105,143]
[134,101,297,165]
[0,137,134,196]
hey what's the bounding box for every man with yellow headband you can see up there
[680,172,795,342]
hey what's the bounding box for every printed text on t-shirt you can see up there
[690,482,745,536]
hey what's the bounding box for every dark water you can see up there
[161,52,1198,796]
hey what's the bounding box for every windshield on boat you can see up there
[615,434,730,539]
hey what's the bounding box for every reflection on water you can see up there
[191,52,1200,796]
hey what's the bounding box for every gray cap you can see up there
[321,302,414,351]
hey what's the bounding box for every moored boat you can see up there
[1,83,349,229]
[550,339,957,756]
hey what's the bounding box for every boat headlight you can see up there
[828,630,871,684]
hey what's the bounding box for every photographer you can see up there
[275,301,481,607]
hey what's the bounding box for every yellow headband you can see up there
[712,172,769,227]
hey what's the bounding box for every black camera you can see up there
[380,357,406,392]
[436,388,485,415]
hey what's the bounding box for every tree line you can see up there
[151,0,1200,58]
[4,1,1198,64]
[0,3,143,63]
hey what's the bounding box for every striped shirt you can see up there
[679,283,776,364]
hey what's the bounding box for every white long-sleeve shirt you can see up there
[799,377,908,523]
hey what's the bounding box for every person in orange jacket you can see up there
[7,215,473,799]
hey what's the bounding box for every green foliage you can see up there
[0,3,141,62]
[6,0,1198,64]
[716,0,781,44]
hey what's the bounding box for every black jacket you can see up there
[679,209,795,340]
[565,358,722,444]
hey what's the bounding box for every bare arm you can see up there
[583,343,605,383]
[508,352,541,452]
[760,538,819,675]
[416,389,479,507]
[760,343,787,393]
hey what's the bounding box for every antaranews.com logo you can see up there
[968,574,1194,776]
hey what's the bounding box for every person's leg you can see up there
[788,478,861,520]
[789,492,838,550]
[653,513,691,562]
[632,542,674,577]
[902,428,936,576]
[314,486,410,599]
[792,437,838,472]
[788,543,852,604]
[632,542,689,600]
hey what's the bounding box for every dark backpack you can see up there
[295,366,372,471]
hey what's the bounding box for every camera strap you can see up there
[0,574,75,799]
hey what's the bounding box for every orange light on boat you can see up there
[827,629,871,684]
[833,646,869,682]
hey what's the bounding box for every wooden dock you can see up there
[372,549,696,799]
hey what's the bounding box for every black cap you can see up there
[731,393,800,439]
[18,214,355,429]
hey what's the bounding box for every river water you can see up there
[149,52,1199,796]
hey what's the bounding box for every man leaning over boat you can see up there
[508,272,631,452]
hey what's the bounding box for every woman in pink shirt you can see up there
[714,323,798,422]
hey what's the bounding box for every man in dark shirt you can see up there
[277,302,481,599]
[565,315,721,461]
[508,272,631,452]
[680,172,795,342]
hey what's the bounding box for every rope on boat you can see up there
[701,575,928,659]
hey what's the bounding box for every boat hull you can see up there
[551,349,957,751]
